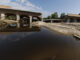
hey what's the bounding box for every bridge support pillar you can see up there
[51,20,53,23]
[16,14,20,28]
[67,18,70,23]
[1,13,5,20]
[29,16,32,28]
[74,18,77,22]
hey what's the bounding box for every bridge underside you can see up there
[0,8,42,28]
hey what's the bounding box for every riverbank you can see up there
[38,22,80,38]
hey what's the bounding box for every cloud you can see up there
[0,0,50,17]
[26,1,42,11]
[26,1,35,8]
[16,0,26,3]
[0,0,10,4]
[21,0,26,3]
[42,11,52,17]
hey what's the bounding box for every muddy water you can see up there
[0,27,79,60]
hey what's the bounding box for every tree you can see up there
[47,16,51,19]
[60,13,66,19]
[51,12,58,19]
[79,13,80,15]
[8,15,16,20]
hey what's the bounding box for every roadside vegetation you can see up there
[43,12,66,21]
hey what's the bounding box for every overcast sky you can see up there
[0,0,80,17]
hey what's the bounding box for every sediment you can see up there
[41,22,80,38]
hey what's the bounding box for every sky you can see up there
[0,0,80,17]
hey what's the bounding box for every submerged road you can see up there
[0,27,79,60]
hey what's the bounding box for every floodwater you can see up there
[0,27,79,60]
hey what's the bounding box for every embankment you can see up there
[40,22,80,38]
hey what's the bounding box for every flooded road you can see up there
[0,27,79,60]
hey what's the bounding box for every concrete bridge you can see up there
[0,8,42,28]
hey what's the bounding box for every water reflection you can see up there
[73,36,80,41]
[0,26,41,32]
[0,27,79,60]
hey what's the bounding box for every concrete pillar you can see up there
[51,20,53,23]
[74,18,77,23]
[38,15,42,21]
[16,14,20,28]
[29,16,32,28]
[1,13,5,20]
[67,18,70,23]
[41,17,43,22]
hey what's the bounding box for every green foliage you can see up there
[8,15,16,20]
[43,18,48,21]
[60,13,66,19]
[47,16,51,19]
[43,16,51,21]
[51,12,58,19]
[44,12,68,20]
